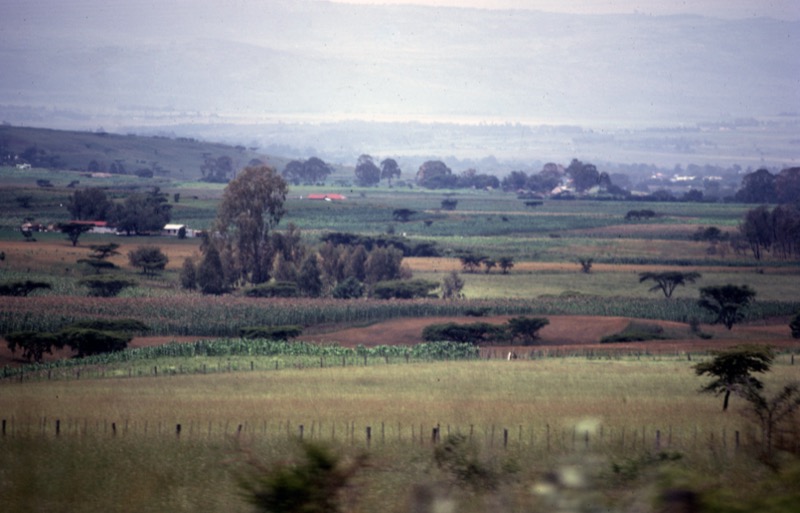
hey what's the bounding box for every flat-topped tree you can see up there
[698,284,756,330]
[639,271,702,298]
[694,345,773,411]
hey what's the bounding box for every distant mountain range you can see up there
[1,2,797,168]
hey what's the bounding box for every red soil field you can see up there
[2,315,795,367]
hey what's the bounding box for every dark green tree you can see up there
[354,154,381,186]
[372,279,437,299]
[698,284,756,329]
[179,258,197,289]
[296,254,323,297]
[128,245,169,275]
[4,331,61,363]
[212,165,287,285]
[197,243,227,295]
[506,317,550,345]
[790,311,800,339]
[364,246,404,284]
[380,158,401,185]
[693,345,774,411]
[79,276,137,297]
[416,160,455,189]
[639,271,702,298]
[67,187,113,220]
[113,188,172,235]
[392,208,416,222]
[58,327,131,357]
[331,277,364,299]
[741,383,800,459]
[58,222,92,246]
[735,168,777,203]
[0,280,51,297]
[497,257,514,274]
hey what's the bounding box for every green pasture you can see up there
[2,358,799,513]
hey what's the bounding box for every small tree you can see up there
[296,254,323,297]
[698,284,756,330]
[497,257,514,274]
[506,316,550,345]
[79,276,137,297]
[693,345,774,411]
[180,257,197,289]
[459,254,484,274]
[128,246,169,275]
[482,258,496,274]
[578,258,593,273]
[58,222,92,246]
[441,270,465,300]
[741,383,800,460]
[639,271,701,298]
[4,331,61,363]
[197,244,227,294]
[332,277,364,299]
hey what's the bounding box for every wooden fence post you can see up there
[299,424,304,440]
[176,424,182,438]
[503,428,508,449]
[56,419,60,436]
[2,419,5,436]
[366,426,372,448]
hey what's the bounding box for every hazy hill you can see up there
[0,125,287,181]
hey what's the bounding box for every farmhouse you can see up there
[306,193,347,201]
[65,220,117,234]
[162,223,198,237]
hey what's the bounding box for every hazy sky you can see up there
[330,0,800,20]
[2,0,798,130]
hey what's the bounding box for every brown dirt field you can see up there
[1,315,796,368]
[0,238,200,273]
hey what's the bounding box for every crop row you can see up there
[1,339,480,380]
[2,295,798,337]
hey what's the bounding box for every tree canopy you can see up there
[639,271,701,298]
[693,345,774,411]
[698,284,756,329]
[354,154,381,186]
[213,164,288,285]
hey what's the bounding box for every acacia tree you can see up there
[639,271,701,298]
[693,345,774,411]
[698,284,756,329]
[213,165,287,285]
[128,246,169,275]
[497,257,514,274]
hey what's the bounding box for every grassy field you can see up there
[2,358,799,513]
[2,154,800,512]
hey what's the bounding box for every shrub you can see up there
[506,316,549,345]
[422,322,505,344]
[79,277,137,297]
[790,311,800,339]
[57,327,131,357]
[331,277,364,299]
[246,282,299,298]
[239,326,303,340]
[66,319,149,334]
[128,245,169,275]
[0,280,51,297]
[372,279,438,299]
